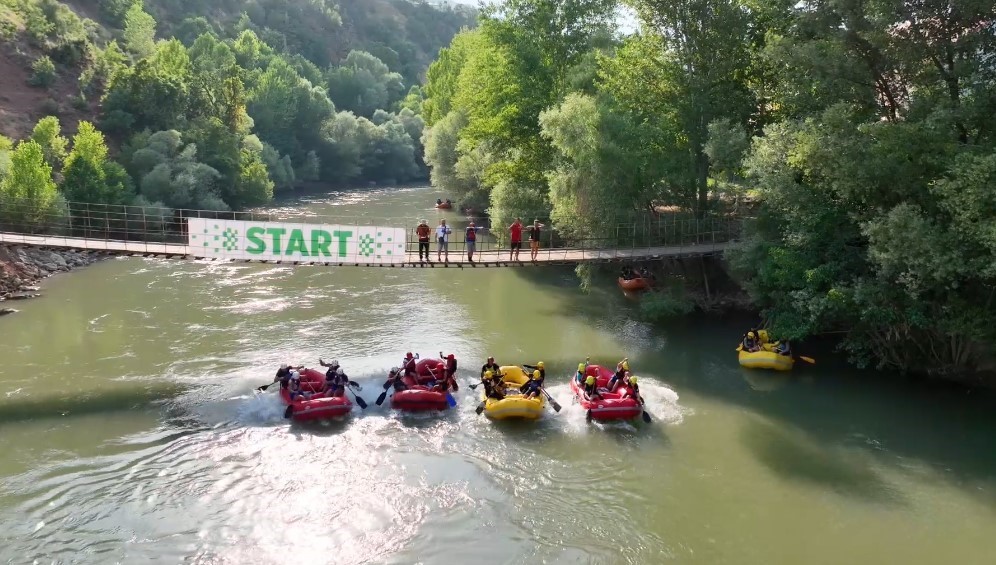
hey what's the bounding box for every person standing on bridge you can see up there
[416,219,431,263]
[525,220,546,262]
[465,221,483,263]
[436,219,452,262]
[508,218,524,261]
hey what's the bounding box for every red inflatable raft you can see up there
[390,378,450,411]
[435,201,453,209]
[569,365,642,421]
[280,368,353,421]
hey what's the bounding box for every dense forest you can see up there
[418,0,996,378]
[0,0,475,214]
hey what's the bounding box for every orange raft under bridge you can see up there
[617,277,650,291]
[435,200,453,209]
[570,365,643,422]
[281,368,353,421]
[390,358,451,412]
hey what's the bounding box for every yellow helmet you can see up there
[577,363,585,371]
[585,375,596,385]
[537,361,545,369]
[622,361,630,371]
[628,376,638,385]
[532,370,542,380]
[483,370,493,380]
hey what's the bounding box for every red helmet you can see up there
[447,354,455,360]
[406,352,413,359]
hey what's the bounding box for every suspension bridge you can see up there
[0,200,741,268]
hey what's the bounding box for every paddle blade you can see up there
[445,392,457,408]
[585,409,593,423]
[550,399,562,412]
[468,383,479,390]
[283,405,294,419]
[799,356,816,364]
[642,411,652,424]
[256,383,272,392]
[376,391,388,406]
[349,381,363,391]
[354,395,368,410]
[475,401,486,415]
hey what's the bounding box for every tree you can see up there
[30,55,56,88]
[30,117,69,171]
[123,3,157,58]
[0,141,65,232]
[601,0,755,217]
[62,122,115,204]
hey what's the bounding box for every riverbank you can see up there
[0,245,102,314]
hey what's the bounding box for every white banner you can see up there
[187,218,407,264]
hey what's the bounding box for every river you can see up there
[1,186,995,564]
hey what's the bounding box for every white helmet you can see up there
[280,363,289,370]
[336,368,344,376]
[330,359,339,366]
[290,371,300,380]
[390,366,400,373]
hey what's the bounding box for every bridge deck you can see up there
[0,232,733,266]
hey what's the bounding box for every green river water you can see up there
[1,186,995,565]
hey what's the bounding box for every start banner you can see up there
[187,218,408,264]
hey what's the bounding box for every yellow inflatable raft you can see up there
[738,348,794,371]
[738,329,794,371]
[482,366,545,420]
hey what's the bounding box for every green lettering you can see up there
[332,230,352,258]
[311,230,332,257]
[285,229,308,256]
[266,228,286,255]
[246,227,266,254]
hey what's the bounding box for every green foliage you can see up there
[123,2,156,58]
[0,140,65,232]
[61,121,113,203]
[326,50,405,118]
[29,116,68,170]
[100,0,143,27]
[29,55,56,87]
[639,288,695,321]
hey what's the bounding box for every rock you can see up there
[8,293,41,300]
[19,285,40,292]
[0,308,16,317]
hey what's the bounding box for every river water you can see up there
[2,186,995,565]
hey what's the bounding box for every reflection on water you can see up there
[1,186,996,564]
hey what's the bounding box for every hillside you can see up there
[0,0,476,140]
[0,0,476,222]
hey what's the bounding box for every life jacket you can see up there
[465,227,477,242]
[611,369,626,382]
[446,358,457,371]
[481,362,499,375]
[583,382,598,396]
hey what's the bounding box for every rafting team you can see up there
[415,217,546,263]
[481,357,645,406]
[274,356,644,405]
[741,328,792,356]
[273,353,460,401]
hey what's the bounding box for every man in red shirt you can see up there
[508,217,523,261]
[415,219,431,262]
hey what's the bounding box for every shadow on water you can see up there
[741,417,908,506]
[511,269,996,500]
[0,383,187,425]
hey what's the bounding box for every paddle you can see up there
[375,379,392,406]
[539,387,561,412]
[257,382,276,392]
[640,397,652,423]
[427,364,457,408]
[347,384,368,410]
[475,398,487,415]
[284,404,294,419]
[798,356,816,364]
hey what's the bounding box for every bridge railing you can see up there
[0,197,743,256]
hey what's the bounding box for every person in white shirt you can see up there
[436,219,452,262]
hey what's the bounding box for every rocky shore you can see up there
[0,245,103,315]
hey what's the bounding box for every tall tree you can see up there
[0,141,64,232]
[123,3,157,58]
